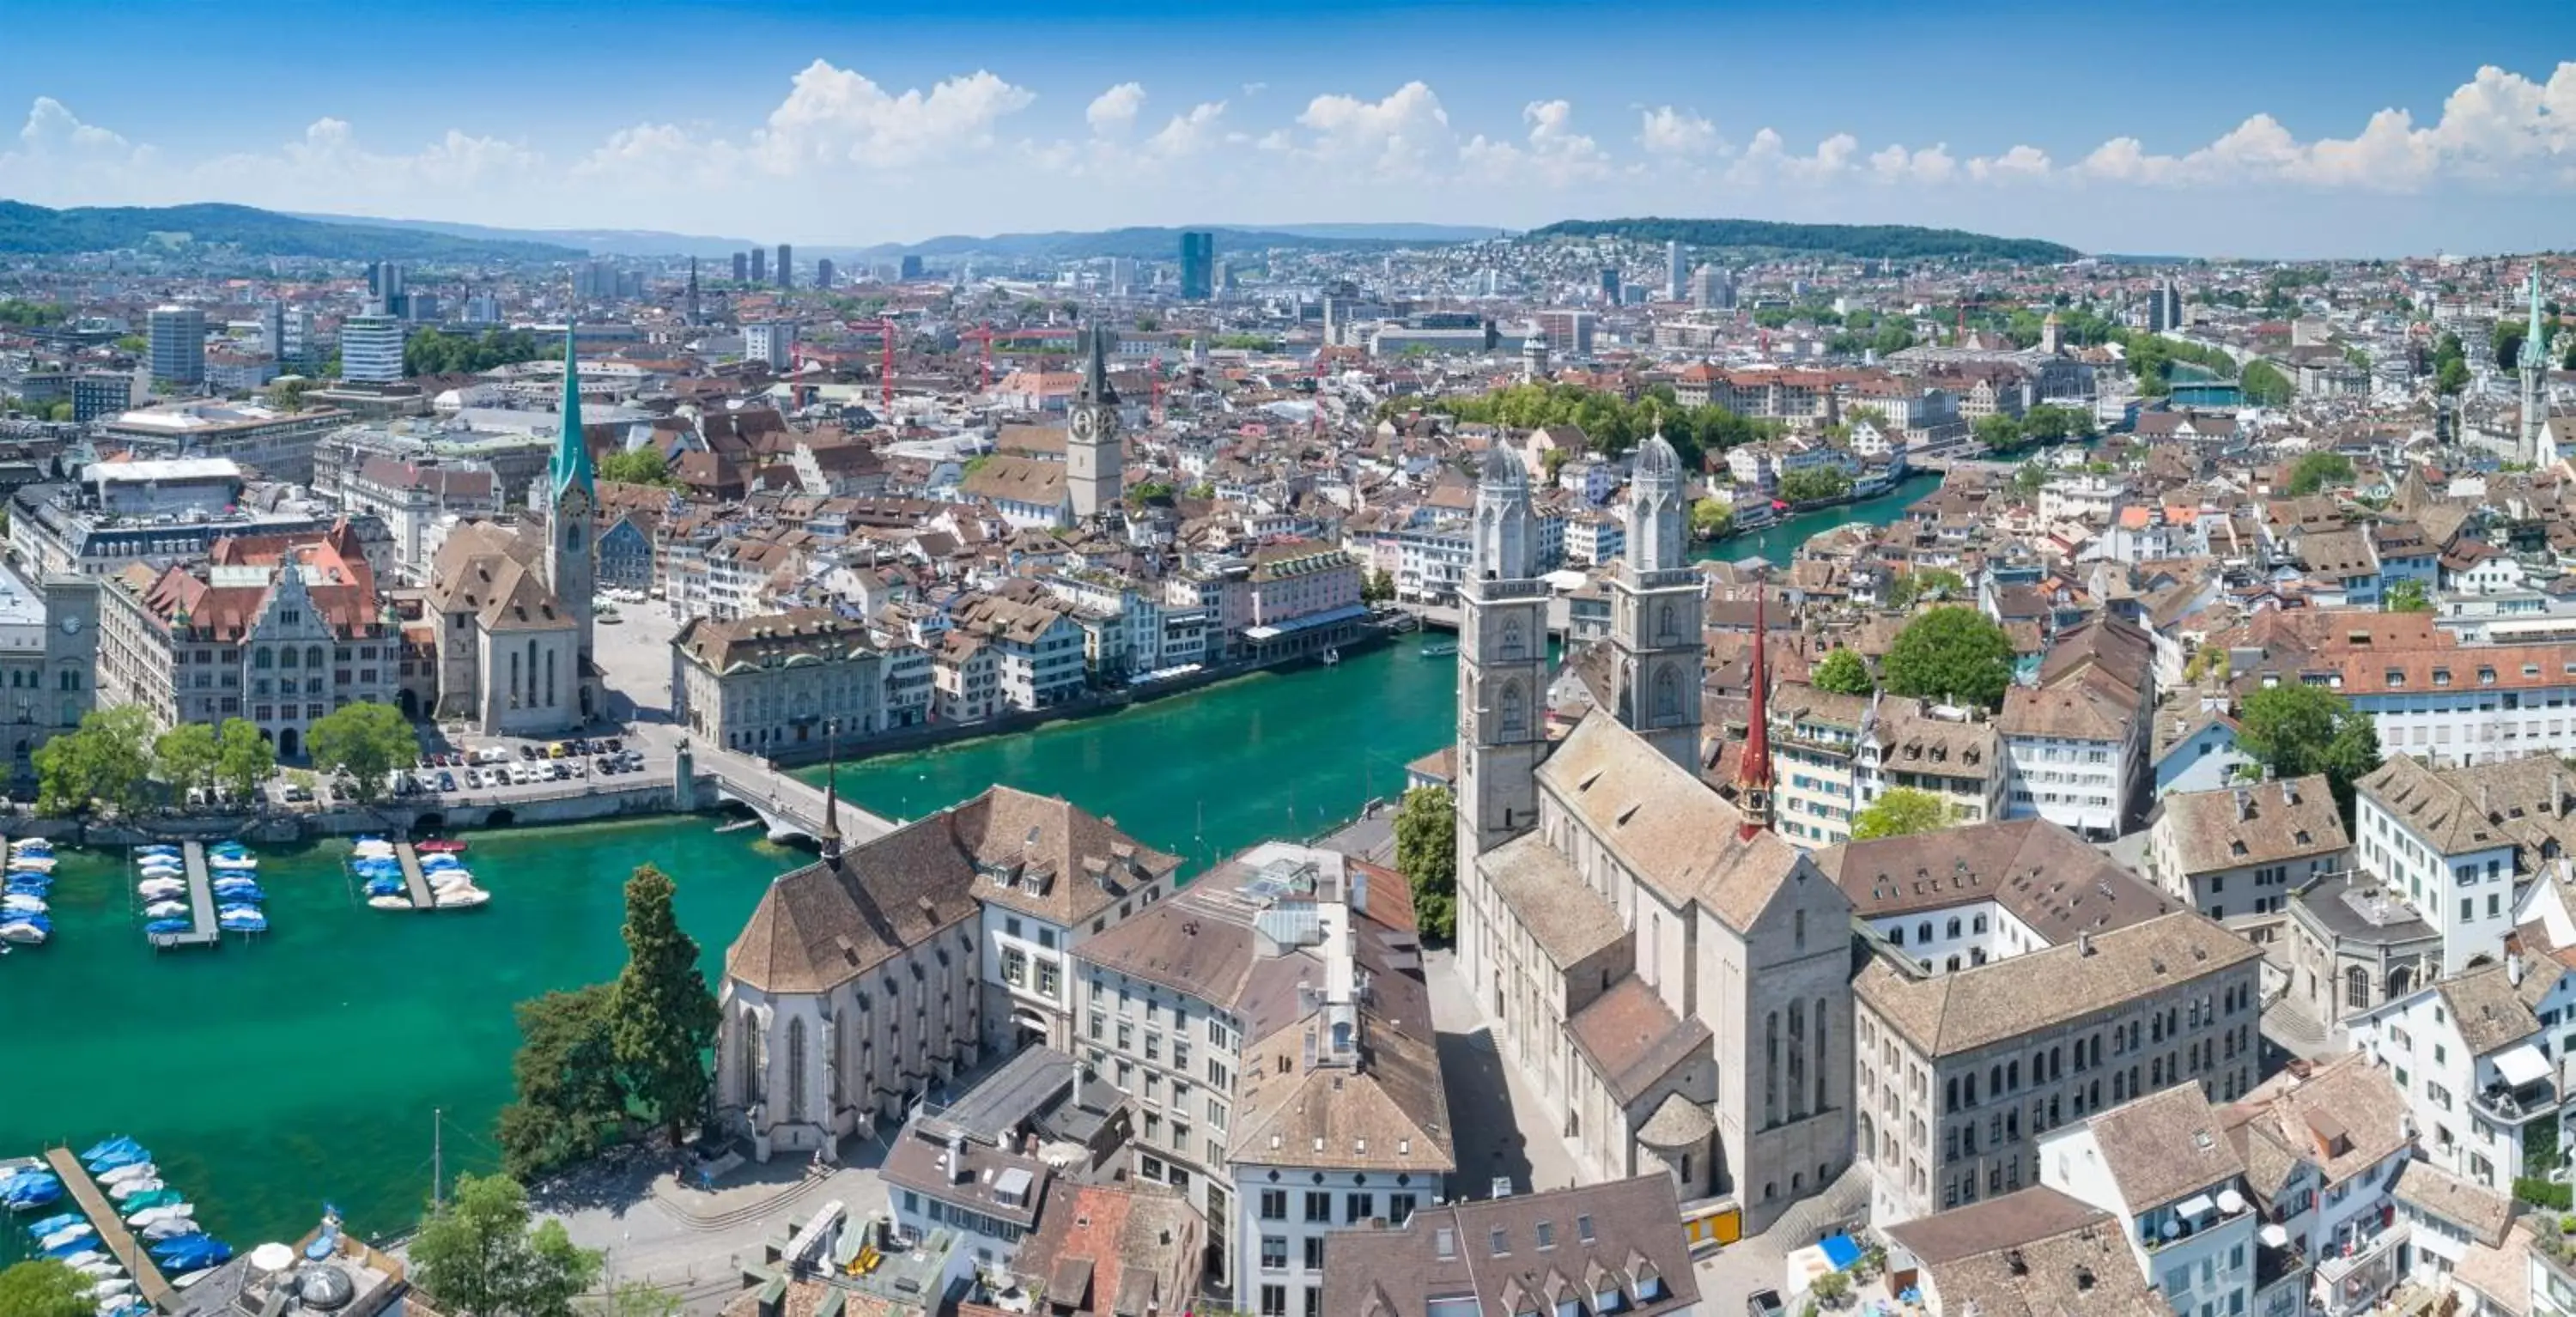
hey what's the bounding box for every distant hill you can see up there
[0,201,583,261]
[851,224,1473,262]
[291,213,755,259]
[1529,216,2081,264]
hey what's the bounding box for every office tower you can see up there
[814,258,835,291]
[1666,240,1685,300]
[732,251,749,283]
[259,300,286,360]
[1179,230,1215,300]
[368,261,405,305]
[899,254,924,282]
[465,294,501,326]
[147,306,206,387]
[72,373,137,422]
[405,291,441,323]
[776,243,793,288]
[279,306,315,367]
[744,322,796,370]
[339,313,406,383]
[750,246,767,285]
[1599,266,1619,302]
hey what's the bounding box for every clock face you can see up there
[58,615,81,636]
[1070,408,1097,442]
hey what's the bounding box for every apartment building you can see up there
[951,593,1088,710]
[331,457,501,583]
[2219,1054,2415,1317]
[2002,618,2155,841]
[2348,955,2576,1197]
[1852,912,2263,1226]
[671,610,896,754]
[2350,754,2567,975]
[1321,1176,1702,1317]
[2038,1083,2260,1317]
[973,805,1180,1055]
[2144,775,2352,931]
[1819,818,2177,979]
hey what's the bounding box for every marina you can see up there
[39,1144,174,1314]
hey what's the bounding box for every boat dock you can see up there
[147,841,219,950]
[395,841,434,910]
[43,1146,174,1310]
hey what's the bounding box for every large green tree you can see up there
[1394,786,1457,941]
[307,701,419,801]
[2237,683,2382,821]
[1882,607,2015,711]
[0,1260,93,1317]
[1691,497,1735,540]
[215,718,277,803]
[1777,467,1853,504]
[2384,580,2431,614]
[33,705,155,817]
[409,1173,599,1317]
[497,984,624,1180]
[1812,647,1874,696]
[598,448,677,488]
[154,722,221,799]
[1852,787,1951,841]
[2284,452,2355,496]
[607,865,720,1144]
[2240,359,2296,407]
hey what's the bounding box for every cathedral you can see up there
[423,328,600,733]
[1452,436,1857,1233]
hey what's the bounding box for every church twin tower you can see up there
[1454,432,1707,860]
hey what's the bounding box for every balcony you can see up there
[2142,1187,2253,1254]
[2314,1218,2405,1317]
[2473,1053,2559,1124]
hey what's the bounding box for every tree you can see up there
[112,334,146,354]
[598,447,677,488]
[1812,647,1874,696]
[2241,360,2295,407]
[497,984,624,1180]
[1886,567,1966,610]
[1691,497,1735,540]
[1811,1271,1852,1306]
[1852,787,1950,841]
[2385,580,2431,614]
[1361,569,1396,604]
[43,402,72,423]
[1394,786,1457,942]
[2237,683,2382,822]
[2284,452,2355,496]
[0,1260,93,1317]
[1777,467,1853,504]
[33,705,155,817]
[307,701,419,801]
[596,1282,684,1317]
[215,718,276,803]
[1881,607,2015,711]
[2436,355,2471,395]
[154,723,221,798]
[607,865,720,1144]
[409,1173,600,1317]
[1972,413,2024,454]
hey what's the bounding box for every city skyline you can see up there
[3,1,2574,258]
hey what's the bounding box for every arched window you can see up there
[738,1013,764,1108]
[272,646,291,669]
[507,650,521,706]
[1794,909,1807,950]
[1764,1012,1780,1126]
[1947,917,1962,939]
[1500,618,1527,659]
[1499,682,1528,737]
[544,648,557,707]
[306,645,325,671]
[1813,996,1830,1114]
[1653,665,1682,719]
[1656,600,1679,642]
[1787,1002,1807,1120]
[786,1017,810,1124]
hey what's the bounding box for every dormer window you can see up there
[2433,669,2452,687]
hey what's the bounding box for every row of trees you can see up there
[1973,404,2099,455]
[1777,467,1853,504]
[2239,359,2296,408]
[1423,381,1786,472]
[33,700,416,817]
[497,865,718,1179]
[404,328,562,379]
[0,299,67,328]
[2284,451,2355,496]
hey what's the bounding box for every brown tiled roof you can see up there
[1814,817,2173,940]
[1321,1176,1698,1317]
[999,1181,1200,1317]
[1536,709,1805,932]
[2393,1159,2517,1248]
[1564,978,1710,1106]
[674,609,876,674]
[2082,1082,2244,1212]
[1887,1187,2166,1317]
[2158,774,2349,876]
[1856,911,2257,1058]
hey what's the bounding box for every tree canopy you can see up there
[2384,580,2431,614]
[497,984,623,1179]
[2237,684,2382,822]
[402,327,562,378]
[598,447,678,488]
[33,705,155,817]
[153,723,221,799]
[0,1260,94,1317]
[1526,217,2078,264]
[409,1173,600,1317]
[2284,451,2355,496]
[1425,381,1781,471]
[2239,359,2295,407]
[1777,467,1853,504]
[607,865,720,1144]
[1396,786,1457,942]
[1812,647,1874,696]
[216,718,276,802]
[307,701,419,801]
[1691,497,1734,540]
[1881,607,2015,710]
[1853,788,1951,841]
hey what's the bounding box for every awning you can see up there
[1242,603,1369,642]
[2176,1193,2217,1220]
[2495,1042,2551,1087]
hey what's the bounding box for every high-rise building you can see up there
[1598,266,1620,303]
[1666,240,1685,300]
[259,300,286,360]
[340,313,407,384]
[744,322,797,371]
[2148,278,2183,332]
[776,244,793,288]
[1178,230,1215,300]
[750,246,767,285]
[1689,265,1735,311]
[732,251,749,283]
[147,306,205,387]
[898,254,923,282]
[72,373,137,422]
[368,261,405,308]
[814,258,835,291]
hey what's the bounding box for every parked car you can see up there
[1747,1290,1785,1317]
[438,772,458,792]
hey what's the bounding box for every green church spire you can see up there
[554,323,595,501]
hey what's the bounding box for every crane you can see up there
[958,323,999,392]
[849,319,897,415]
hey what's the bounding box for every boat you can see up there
[118,1190,179,1217]
[3,895,45,914]
[70,1259,122,1278]
[144,901,187,919]
[0,919,48,944]
[87,1146,149,1172]
[106,1177,163,1201]
[131,843,175,855]
[419,855,464,871]
[4,1183,64,1211]
[137,879,185,900]
[367,895,414,911]
[38,1224,94,1249]
[209,841,250,856]
[91,1278,135,1296]
[1419,640,1459,657]
[208,859,257,875]
[217,908,267,932]
[210,883,264,901]
[46,1247,101,1266]
[96,1162,157,1186]
[143,919,191,938]
[6,856,55,874]
[128,1204,190,1228]
[417,839,467,854]
[140,1217,198,1241]
[433,886,491,909]
[29,1209,87,1234]
[13,839,55,854]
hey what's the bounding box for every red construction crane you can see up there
[958,323,999,392]
[850,319,897,413]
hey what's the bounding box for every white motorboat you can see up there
[54,1251,102,1269]
[144,901,187,919]
[72,1260,121,1278]
[434,886,491,908]
[367,895,413,911]
[137,866,181,882]
[7,857,56,874]
[209,858,257,873]
[39,1224,94,1249]
[128,1205,187,1227]
[137,879,185,900]
[140,1217,197,1241]
[97,1162,156,1187]
[105,1177,161,1200]
[0,922,47,944]
[3,895,45,914]
[428,872,474,890]
[92,1278,134,1297]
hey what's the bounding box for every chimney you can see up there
[946,1130,970,1184]
[2078,932,2094,958]
[2233,788,2251,822]
[2511,954,2527,987]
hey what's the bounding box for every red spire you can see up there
[1737,584,1774,840]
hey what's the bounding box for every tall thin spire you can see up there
[552,324,594,501]
[1736,583,1774,840]
[820,722,843,866]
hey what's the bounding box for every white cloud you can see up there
[1465,100,1615,185]
[1966,144,2052,182]
[1637,106,1721,157]
[1868,142,1956,185]
[754,62,1034,171]
[1146,101,1228,158]
[1728,128,1858,185]
[1294,82,1452,177]
[1086,82,1145,137]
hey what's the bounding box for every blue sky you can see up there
[3,0,2574,256]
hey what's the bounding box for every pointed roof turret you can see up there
[552,324,595,502]
[1078,323,1119,407]
[2523,267,2549,373]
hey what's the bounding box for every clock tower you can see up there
[1066,325,1121,520]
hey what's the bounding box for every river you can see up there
[1697,468,1940,565]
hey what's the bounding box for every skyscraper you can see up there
[147,306,205,387]
[1598,266,1620,302]
[1178,230,1215,300]
[1666,240,1685,300]
[815,258,836,290]
[750,247,767,285]
[732,252,749,283]
[776,243,793,288]
[339,313,406,384]
[898,254,924,281]
[367,261,406,315]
